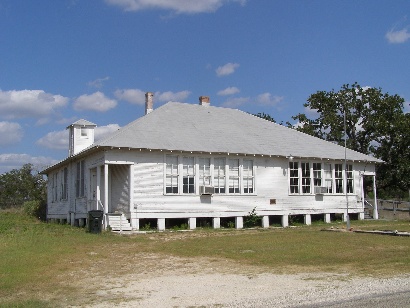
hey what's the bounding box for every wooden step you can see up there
[107,214,132,231]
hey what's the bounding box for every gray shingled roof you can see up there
[92,102,381,163]
[66,119,97,128]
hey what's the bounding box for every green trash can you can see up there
[88,210,104,233]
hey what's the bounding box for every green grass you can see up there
[1,209,409,307]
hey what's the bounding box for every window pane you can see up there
[347,164,354,193]
[289,162,299,194]
[243,160,254,194]
[324,163,333,193]
[301,162,311,193]
[166,155,179,194]
[335,164,343,193]
[313,163,322,187]
[199,158,211,186]
[228,159,239,194]
[214,158,226,194]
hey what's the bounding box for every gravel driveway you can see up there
[71,253,410,308]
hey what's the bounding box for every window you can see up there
[76,160,85,197]
[183,157,195,194]
[335,163,343,194]
[313,163,322,188]
[324,163,333,193]
[346,164,354,193]
[289,162,299,194]
[81,128,88,137]
[213,158,226,194]
[166,155,179,194]
[243,160,254,194]
[228,159,240,194]
[199,158,211,186]
[301,162,311,194]
[61,167,68,200]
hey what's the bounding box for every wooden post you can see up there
[373,175,378,219]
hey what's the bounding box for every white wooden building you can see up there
[42,93,382,231]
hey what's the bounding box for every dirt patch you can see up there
[63,253,410,308]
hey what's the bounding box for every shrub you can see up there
[244,207,261,228]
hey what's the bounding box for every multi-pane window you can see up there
[213,158,226,193]
[243,160,254,194]
[61,167,68,200]
[289,162,299,194]
[346,164,354,193]
[301,162,311,193]
[335,164,344,194]
[198,158,211,186]
[183,157,195,194]
[228,159,240,194]
[313,163,322,188]
[166,155,179,194]
[289,161,354,195]
[324,163,333,193]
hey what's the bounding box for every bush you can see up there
[23,200,47,220]
[244,207,261,228]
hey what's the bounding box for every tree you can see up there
[0,164,47,209]
[254,112,276,123]
[291,82,410,198]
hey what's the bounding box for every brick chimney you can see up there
[145,92,154,115]
[199,96,210,107]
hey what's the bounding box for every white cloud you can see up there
[36,130,69,150]
[222,96,250,108]
[156,90,191,102]
[216,63,240,77]
[105,0,246,14]
[386,27,410,44]
[73,92,117,112]
[36,124,121,151]
[0,153,58,175]
[256,93,284,106]
[95,124,121,141]
[114,89,146,105]
[0,89,68,120]
[217,87,240,96]
[0,121,24,146]
[88,76,110,88]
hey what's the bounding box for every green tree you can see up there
[254,112,276,123]
[291,82,410,197]
[0,164,47,210]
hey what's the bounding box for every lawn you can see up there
[1,209,409,307]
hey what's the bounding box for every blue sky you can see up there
[0,0,409,174]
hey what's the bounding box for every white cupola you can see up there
[67,119,97,156]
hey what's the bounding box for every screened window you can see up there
[335,163,343,194]
[289,162,299,194]
[182,157,195,194]
[346,164,354,194]
[324,163,333,193]
[166,155,179,194]
[76,160,85,198]
[301,162,311,194]
[52,173,58,201]
[313,163,322,188]
[213,158,226,194]
[228,159,240,194]
[243,160,254,194]
[199,158,211,186]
